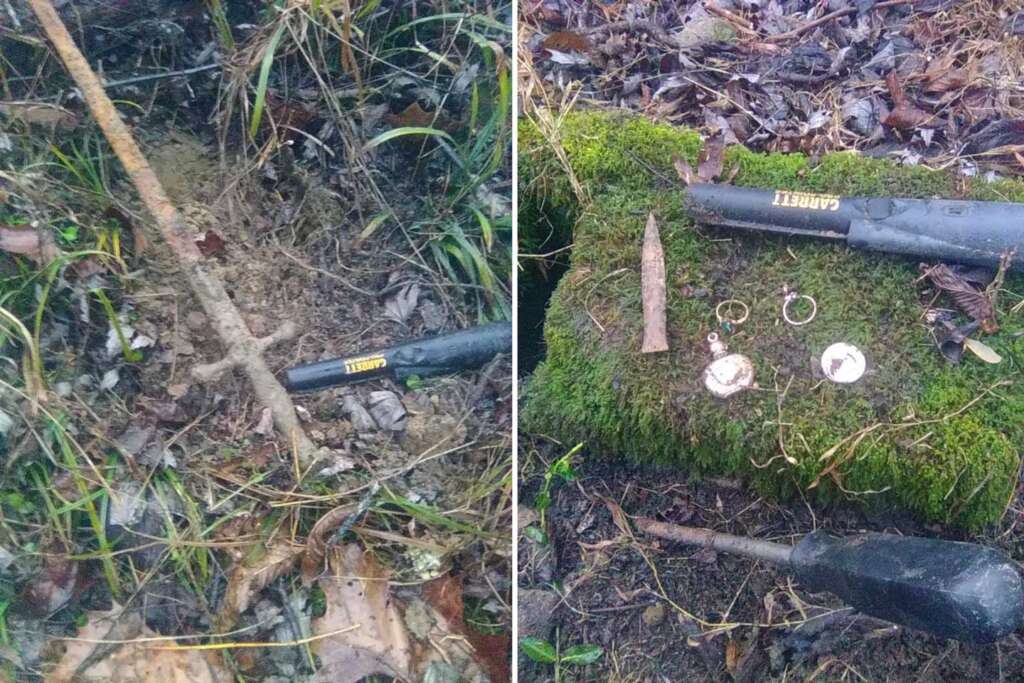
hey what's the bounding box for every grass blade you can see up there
[249,22,287,139]
[364,126,454,151]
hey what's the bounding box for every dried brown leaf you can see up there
[673,154,695,185]
[302,504,357,584]
[922,263,999,333]
[311,545,413,683]
[384,102,455,134]
[0,100,78,128]
[883,72,932,129]
[923,54,971,93]
[883,104,932,129]
[48,607,231,683]
[0,225,60,264]
[725,638,739,673]
[422,574,511,683]
[195,230,225,257]
[219,541,303,627]
[542,30,590,52]
[25,556,78,615]
[697,134,725,182]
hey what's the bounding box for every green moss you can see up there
[521,111,1024,529]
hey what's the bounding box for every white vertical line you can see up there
[509,0,520,674]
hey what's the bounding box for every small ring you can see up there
[715,299,749,326]
[782,292,817,326]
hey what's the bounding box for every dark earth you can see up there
[518,438,1024,681]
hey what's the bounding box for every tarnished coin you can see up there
[821,343,866,384]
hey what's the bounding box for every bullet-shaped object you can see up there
[641,212,668,353]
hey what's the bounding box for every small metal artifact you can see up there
[820,342,866,384]
[714,299,749,334]
[781,285,816,326]
[703,332,755,398]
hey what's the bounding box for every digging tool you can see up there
[637,518,1024,643]
[284,322,512,392]
[684,183,1023,270]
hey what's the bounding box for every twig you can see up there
[2,0,20,30]
[26,0,322,466]
[765,0,916,43]
[101,63,222,90]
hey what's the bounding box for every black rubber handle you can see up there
[685,183,1024,268]
[791,531,1024,643]
[283,322,512,392]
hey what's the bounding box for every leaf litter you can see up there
[522,0,1024,173]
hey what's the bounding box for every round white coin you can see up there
[821,343,866,384]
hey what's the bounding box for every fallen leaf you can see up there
[422,574,511,683]
[965,119,1024,154]
[0,225,60,264]
[384,102,454,133]
[884,104,932,129]
[673,155,695,185]
[725,638,739,673]
[963,337,1002,364]
[367,390,407,431]
[219,540,303,627]
[342,395,376,432]
[24,556,78,615]
[883,72,932,129]
[47,606,231,683]
[697,134,725,182]
[100,369,120,390]
[0,100,78,128]
[195,230,226,257]
[302,504,358,584]
[113,421,155,457]
[312,545,414,683]
[922,53,971,93]
[384,283,420,324]
[253,407,274,436]
[542,31,590,52]
[921,263,998,333]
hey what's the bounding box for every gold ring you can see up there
[715,299,749,326]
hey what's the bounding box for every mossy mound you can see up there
[520,111,1024,529]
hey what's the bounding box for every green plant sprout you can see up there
[534,442,582,531]
[520,633,603,683]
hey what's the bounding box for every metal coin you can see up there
[821,343,866,383]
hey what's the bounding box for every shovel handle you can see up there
[636,518,794,566]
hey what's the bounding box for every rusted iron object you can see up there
[641,212,668,353]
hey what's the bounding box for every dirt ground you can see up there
[518,438,1024,682]
[1,2,511,680]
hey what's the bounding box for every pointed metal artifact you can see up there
[641,212,668,353]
